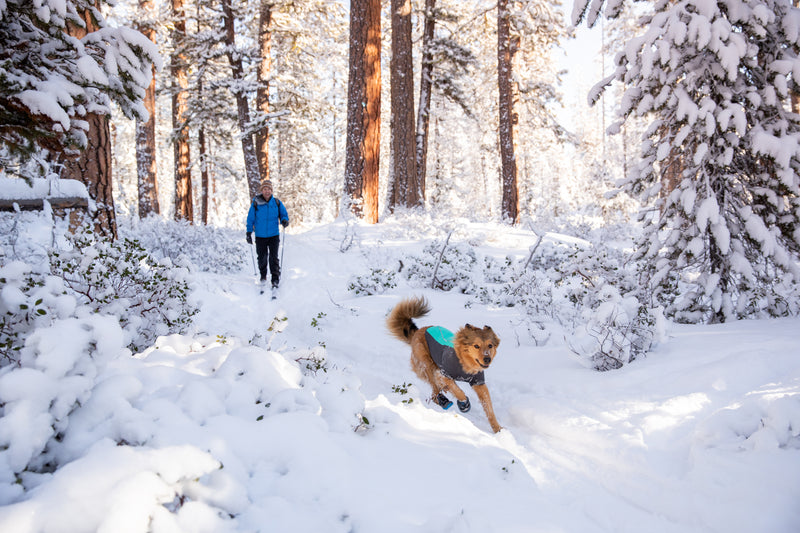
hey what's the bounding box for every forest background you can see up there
[4,0,800,327]
[7,0,630,229]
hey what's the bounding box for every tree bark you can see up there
[222,0,261,199]
[134,0,160,219]
[389,0,419,210]
[61,2,117,238]
[345,0,381,223]
[498,0,520,224]
[172,0,193,222]
[415,0,436,201]
[199,121,210,225]
[60,113,117,239]
[255,0,273,183]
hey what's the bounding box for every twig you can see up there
[431,230,453,289]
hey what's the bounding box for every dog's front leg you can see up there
[472,384,502,433]
[435,374,468,403]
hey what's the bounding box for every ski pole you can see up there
[280,224,286,269]
[249,241,257,276]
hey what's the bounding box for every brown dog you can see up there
[387,296,502,433]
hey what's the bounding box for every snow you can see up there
[0,178,88,200]
[0,215,799,532]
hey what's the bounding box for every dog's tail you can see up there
[387,296,430,344]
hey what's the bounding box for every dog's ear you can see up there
[465,323,476,330]
[483,326,500,346]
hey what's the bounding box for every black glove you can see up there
[246,232,253,244]
[281,219,289,228]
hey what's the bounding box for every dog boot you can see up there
[435,393,453,410]
[457,398,471,413]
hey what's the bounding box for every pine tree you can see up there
[389,0,419,210]
[0,0,158,172]
[498,0,521,224]
[221,0,261,199]
[414,0,478,206]
[135,0,161,218]
[171,0,193,222]
[345,0,381,223]
[581,0,800,322]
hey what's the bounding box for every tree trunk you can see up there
[415,0,436,201]
[61,2,117,239]
[255,0,273,182]
[222,0,261,199]
[498,0,520,224]
[199,123,210,225]
[660,137,684,207]
[60,113,117,239]
[345,0,381,223]
[390,0,418,210]
[135,0,160,219]
[172,0,193,222]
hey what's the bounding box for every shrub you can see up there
[403,241,481,292]
[119,216,248,274]
[348,268,397,295]
[50,228,197,352]
[569,285,662,371]
[0,262,66,367]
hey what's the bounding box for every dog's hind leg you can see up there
[411,354,447,401]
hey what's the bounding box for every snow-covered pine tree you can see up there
[0,0,159,175]
[580,0,800,322]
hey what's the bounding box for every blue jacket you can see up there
[246,195,289,238]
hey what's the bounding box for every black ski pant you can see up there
[255,235,280,286]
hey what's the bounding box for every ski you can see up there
[271,286,278,300]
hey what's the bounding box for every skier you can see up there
[246,180,289,292]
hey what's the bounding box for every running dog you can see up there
[387,296,502,433]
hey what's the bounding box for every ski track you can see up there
[188,227,800,533]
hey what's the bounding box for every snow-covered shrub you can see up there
[50,229,197,352]
[0,312,126,498]
[404,240,482,292]
[119,216,248,274]
[0,263,64,367]
[351,230,660,370]
[569,285,663,371]
[347,268,397,295]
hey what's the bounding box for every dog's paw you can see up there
[435,392,453,410]
[457,398,471,413]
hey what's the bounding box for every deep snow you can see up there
[1,217,799,532]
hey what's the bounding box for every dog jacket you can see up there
[425,326,485,386]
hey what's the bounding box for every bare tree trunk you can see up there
[172,0,193,222]
[389,0,418,211]
[60,113,117,239]
[498,0,520,224]
[61,3,117,238]
[135,0,160,219]
[255,0,273,182]
[199,123,210,225]
[415,0,436,201]
[345,0,381,223]
[221,0,261,199]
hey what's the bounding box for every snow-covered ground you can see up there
[1,217,799,532]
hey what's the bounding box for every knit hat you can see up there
[260,179,273,189]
